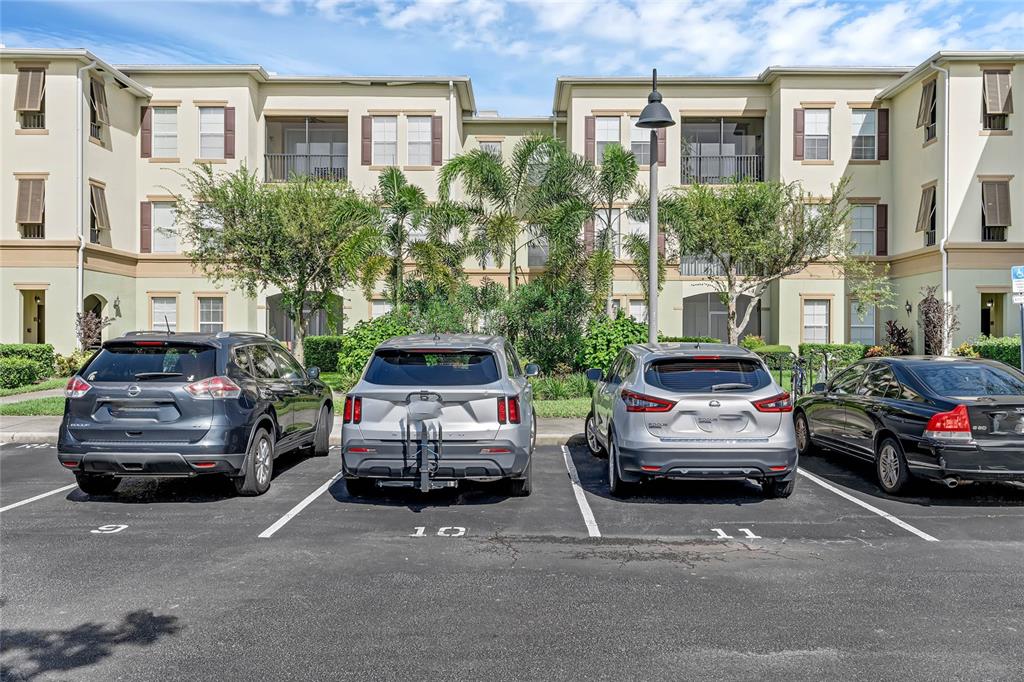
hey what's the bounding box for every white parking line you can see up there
[0,484,77,513]
[258,473,341,539]
[797,468,939,542]
[561,445,601,538]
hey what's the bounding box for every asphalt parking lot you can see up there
[3,436,1024,680]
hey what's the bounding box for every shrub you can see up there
[529,373,592,400]
[755,345,794,372]
[740,335,766,351]
[500,281,588,373]
[303,336,345,372]
[658,336,719,343]
[972,335,1021,367]
[55,350,95,377]
[578,313,647,373]
[884,320,913,356]
[0,343,55,376]
[799,343,867,381]
[335,312,414,376]
[952,341,980,358]
[0,357,42,389]
[864,345,886,358]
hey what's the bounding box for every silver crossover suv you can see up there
[585,343,798,498]
[341,334,538,496]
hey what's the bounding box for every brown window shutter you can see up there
[916,81,935,128]
[916,186,935,232]
[91,78,109,124]
[361,116,372,166]
[584,116,596,162]
[875,204,888,256]
[16,178,45,223]
[982,181,1012,227]
[793,109,805,161]
[657,231,666,256]
[90,185,110,230]
[984,71,1013,115]
[431,115,443,166]
[140,106,153,158]
[140,201,152,253]
[656,127,666,166]
[224,107,235,159]
[583,218,594,254]
[14,69,45,112]
[877,109,889,161]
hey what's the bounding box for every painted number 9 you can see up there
[91,524,128,534]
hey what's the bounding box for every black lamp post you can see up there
[635,68,676,344]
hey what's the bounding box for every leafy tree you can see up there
[588,144,640,314]
[372,167,428,308]
[174,165,383,363]
[619,232,666,309]
[499,280,589,372]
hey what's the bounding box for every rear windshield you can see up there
[82,344,217,383]
[645,357,771,393]
[364,350,500,386]
[912,363,1024,398]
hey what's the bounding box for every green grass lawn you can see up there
[0,377,66,398]
[0,396,66,416]
[533,397,589,419]
[319,372,349,393]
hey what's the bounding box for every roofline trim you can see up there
[0,47,151,97]
[874,51,1024,100]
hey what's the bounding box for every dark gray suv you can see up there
[57,331,332,496]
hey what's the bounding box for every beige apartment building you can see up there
[1,47,1021,354]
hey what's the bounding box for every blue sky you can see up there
[2,0,1022,116]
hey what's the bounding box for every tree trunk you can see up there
[507,240,516,292]
[727,291,739,345]
[292,308,307,365]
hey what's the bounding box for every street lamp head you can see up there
[636,68,676,129]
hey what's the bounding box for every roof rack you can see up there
[124,330,176,336]
[214,331,275,340]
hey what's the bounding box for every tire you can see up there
[876,436,912,495]
[75,473,120,496]
[345,477,376,497]
[762,477,796,499]
[607,430,632,498]
[508,456,533,497]
[585,411,607,457]
[794,411,816,456]
[308,405,332,457]
[234,428,274,496]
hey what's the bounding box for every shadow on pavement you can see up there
[327,477,515,511]
[0,610,180,681]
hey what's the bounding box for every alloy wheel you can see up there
[796,416,809,452]
[255,437,271,486]
[879,443,900,490]
[586,416,599,453]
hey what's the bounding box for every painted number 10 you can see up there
[410,526,466,537]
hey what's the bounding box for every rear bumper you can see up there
[341,439,529,480]
[57,451,245,477]
[617,444,798,481]
[909,440,1024,482]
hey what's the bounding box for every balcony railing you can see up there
[20,112,45,129]
[982,225,1007,242]
[924,230,937,247]
[19,223,44,239]
[681,154,763,184]
[265,154,347,182]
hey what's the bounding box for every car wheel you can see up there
[586,411,607,458]
[508,455,532,497]
[607,430,632,498]
[308,405,332,457]
[762,477,796,499]
[74,473,120,496]
[876,436,912,495]
[345,477,376,497]
[234,428,274,496]
[795,412,816,456]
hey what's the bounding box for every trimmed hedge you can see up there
[972,335,1021,367]
[0,343,55,376]
[304,336,345,372]
[799,343,867,380]
[0,357,42,389]
[578,315,647,373]
[55,350,95,377]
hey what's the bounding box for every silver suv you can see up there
[341,334,538,496]
[585,343,798,498]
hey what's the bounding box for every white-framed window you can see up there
[152,297,177,332]
[479,140,501,156]
[153,106,178,157]
[407,116,431,166]
[804,109,830,160]
[610,299,622,316]
[595,208,621,255]
[630,116,650,165]
[198,297,224,333]
[629,299,647,322]
[802,299,830,344]
[849,301,876,345]
[371,299,393,318]
[151,202,178,253]
[372,116,397,165]
[851,109,876,160]
[851,205,875,256]
[199,107,225,159]
[595,116,620,163]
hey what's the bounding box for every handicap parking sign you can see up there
[1013,266,1024,293]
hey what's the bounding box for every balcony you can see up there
[679,255,748,276]
[20,111,45,129]
[982,225,1007,242]
[265,116,347,183]
[681,116,764,185]
[925,230,937,247]
[265,154,347,182]
[681,154,763,185]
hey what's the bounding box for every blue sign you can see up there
[1014,266,1024,294]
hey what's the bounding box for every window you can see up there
[152,107,178,157]
[371,299,393,318]
[983,70,1012,131]
[407,116,432,166]
[802,299,829,343]
[199,107,225,159]
[803,109,830,160]
[629,299,647,322]
[151,297,177,332]
[14,67,45,129]
[151,202,177,253]
[850,205,875,255]
[372,116,397,165]
[250,345,281,380]
[270,345,305,381]
[851,109,877,160]
[630,116,650,165]
[504,346,522,377]
[81,343,215,383]
[849,302,876,345]
[15,177,45,239]
[610,299,621,316]
[646,357,772,393]
[913,363,1024,398]
[595,208,621,255]
[233,346,255,375]
[89,77,108,139]
[681,117,764,183]
[860,365,900,399]
[365,349,500,386]
[916,185,937,247]
[595,116,620,163]
[198,297,224,333]
[981,180,1011,242]
[830,363,868,395]
[479,140,501,156]
[89,184,110,244]
[917,80,937,142]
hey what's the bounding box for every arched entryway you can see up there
[682,292,760,342]
[266,293,344,344]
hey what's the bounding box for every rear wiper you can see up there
[711,382,752,391]
[133,371,182,379]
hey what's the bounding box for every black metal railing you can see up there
[679,255,747,276]
[20,223,44,239]
[20,112,45,129]
[681,154,763,184]
[924,230,937,247]
[982,225,1007,242]
[265,154,347,182]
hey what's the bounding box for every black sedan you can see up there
[794,356,1024,494]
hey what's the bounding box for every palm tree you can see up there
[375,167,427,307]
[587,143,640,315]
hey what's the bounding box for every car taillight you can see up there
[497,397,507,424]
[65,376,92,398]
[343,396,361,424]
[184,376,242,400]
[924,404,972,441]
[507,396,521,424]
[621,389,676,412]
[752,392,793,413]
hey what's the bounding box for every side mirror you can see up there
[811,382,826,394]
[585,368,604,382]
[524,363,540,377]
[306,366,321,380]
